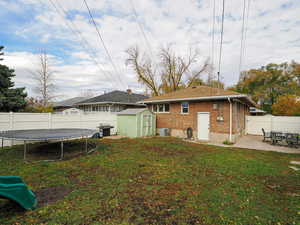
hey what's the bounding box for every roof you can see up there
[140,86,256,107]
[117,108,148,115]
[53,97,89,107]
[76,90,148,105]
[249,107,266,114]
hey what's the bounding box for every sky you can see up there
[1,0,300,100]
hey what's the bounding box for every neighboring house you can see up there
[140,86,256,143]
[249,107,266,116]
[53,97,89,112]
[75,89,148,112]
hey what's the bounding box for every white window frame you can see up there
[181,102,189,114]
[152,104,170,113]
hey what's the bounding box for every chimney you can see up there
[126,89,132,94]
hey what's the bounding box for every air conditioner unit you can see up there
[159,128,170,136]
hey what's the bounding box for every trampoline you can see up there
[0,129,99,161]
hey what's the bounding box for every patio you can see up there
[233,135,300,154]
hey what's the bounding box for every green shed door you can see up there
[142,114,152,136]
[118,115,137,138]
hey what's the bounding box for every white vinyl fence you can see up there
[246,115,300,135]
[0,112,117,147]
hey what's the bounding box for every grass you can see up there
[0,137,299,225]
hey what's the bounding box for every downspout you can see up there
[228,97,232,142]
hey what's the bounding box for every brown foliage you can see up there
[272,95,300,116]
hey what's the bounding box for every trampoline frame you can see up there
[0,129,99,161]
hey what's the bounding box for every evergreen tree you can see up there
[0,46,27,112]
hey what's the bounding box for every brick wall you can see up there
[148,100,249,139]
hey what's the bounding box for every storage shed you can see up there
[117,108,156,138]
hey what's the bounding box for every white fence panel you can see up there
[0,112,117,147]
[246,115,300,135]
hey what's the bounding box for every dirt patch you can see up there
[34,186,72,208]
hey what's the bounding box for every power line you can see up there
[129,0,154,59]
[243,0,252,72]
[238,0,247,76]
[209,0,216,82]
[217,0,226,88]
[46,0,124,89]
[83,0,127,89]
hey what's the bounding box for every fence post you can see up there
[9,112,14,146]
[270,115,273,132]
[48,113,52,129]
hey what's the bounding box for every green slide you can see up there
[0,176,37,210]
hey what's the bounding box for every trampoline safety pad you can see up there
[0,129,99,161]
[0,129,98,141]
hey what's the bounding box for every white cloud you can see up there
[1,0,300,99]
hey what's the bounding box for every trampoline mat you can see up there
[0,129,98,141]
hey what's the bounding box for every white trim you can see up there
[228,98,232,142]
[75,101,145,106]
[181,102,189,114]
[197,112,210,140]
[140,94,255,106]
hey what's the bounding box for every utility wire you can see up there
[210,0,216,82]
[83,0,127,89]
[242,0,252,74]
[238,0,247,77]
[129,0,154,59]
[46,0,123,89]
[217,0,226,88]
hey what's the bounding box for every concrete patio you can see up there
[233,135,300,154]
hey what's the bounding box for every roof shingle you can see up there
[142,86,242,103]
[76,90,148,105]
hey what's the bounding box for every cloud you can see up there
[0,0,300,100]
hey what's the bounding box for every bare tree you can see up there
[126,45,209,96]
[31,51,56,106]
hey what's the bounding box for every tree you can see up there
[0,46,27,112]
[31,51,56,107]
[232,62,300,113]
[126,45,209,96]
[272,95,300,116]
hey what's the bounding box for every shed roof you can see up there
[117,108,148,115]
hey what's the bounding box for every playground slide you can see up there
[0,176,37,210]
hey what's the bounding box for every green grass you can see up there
[0,137,299,225]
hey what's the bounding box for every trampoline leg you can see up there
[60,140,64,160]
[24,141,26,161]
[1,138,3,150]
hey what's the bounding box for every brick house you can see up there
[140,86,256,143]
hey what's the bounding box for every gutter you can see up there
[228,97,233,143]
[139,94,256,106]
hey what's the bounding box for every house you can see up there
[249,107,266,116]
[140,86,256,143]
[75,89,148,112]
[53,97,89,112]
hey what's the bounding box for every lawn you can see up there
[0,137,299,225]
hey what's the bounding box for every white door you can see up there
[197,112,210,140]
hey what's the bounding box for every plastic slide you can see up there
[0,176,37,210]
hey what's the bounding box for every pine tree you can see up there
[0,46,27,112]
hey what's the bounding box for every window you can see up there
[164,104,170,112]
[158,104,164,112]
[181,102,189,114]
[152,104,170,113]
